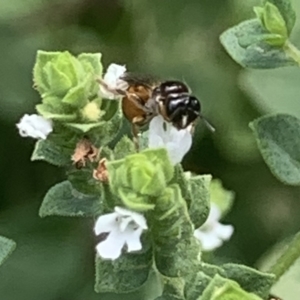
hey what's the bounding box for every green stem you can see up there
[268,232,300,280]
[284,40,300,66]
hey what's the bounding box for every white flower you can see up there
[94,206,147,260]
[148,115,192,165]
[99,63,129,99]
[16,114,53,140]
[194,203,234,251]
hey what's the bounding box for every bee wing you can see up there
[121,72,160,88]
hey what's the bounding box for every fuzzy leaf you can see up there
[152,184,201,277]
[31,138,72,166]
[200,275,263,300]
[65,121,106,133]
[189,175,211,228]
[184,271,212,300]
[36,103,77,121]
[221,263,275,299]
[67,167,102,196]
[113,136,136,160]
[155,277,185,300]
[107,148,174,212]
[220,19,296,69]
[33,51,61,94]
[262,2,288,37]
[62,84,88,108]
[250,114,300,185]
[95,234,153,293]
[78,53,102,96]
[263,0,296,34]
[0,236,16,266]
[39,181,102,217]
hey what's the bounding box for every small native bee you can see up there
[99,73,214,148]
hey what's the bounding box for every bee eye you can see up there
[189,96,201,111]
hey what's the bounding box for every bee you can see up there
[99,73,214,148]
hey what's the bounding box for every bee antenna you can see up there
[199,114,216,133]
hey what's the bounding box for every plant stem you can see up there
[284,41,300,66]
[268,232,300,280]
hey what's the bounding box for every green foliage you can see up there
[0,236,16,266]
[263,0,296,34]
[154,277,185,300]
[255,2,288,38]
[113,136,136,160]
[200,275,263,300]
[31,137,73,166]
[250,114,300,185]
[188,175,211,228]
[39,181,102,217]
[95,235,153,293]
[221,263,275,299]
[107,148,174,212]
[152,184,201,277]
[220,19,295,68]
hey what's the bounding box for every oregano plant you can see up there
[13,3,300,295]
[222,0,300,297]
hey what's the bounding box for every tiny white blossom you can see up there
[16,114,53,140]
[148,115,192,165]
[99,63,129,99]
[194,203,234,251]
[94,206,147,260]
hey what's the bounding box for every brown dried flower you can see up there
[71,139,98,168]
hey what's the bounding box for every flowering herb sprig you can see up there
[16,49,281,300]
[222,0,300,298]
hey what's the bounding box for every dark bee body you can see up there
[121,73,201,130]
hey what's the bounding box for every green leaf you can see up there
[113,136,136,160]
[39,181,102,217]
[33,51,61,94]
[210,179,235,217]
[221,263,275,299]
[67,167,102,196]
[155,277,185,300]
[249,114,300,185]
[220,19,296,68]
[189,175,211,228]
[0,236,16,266]
[200,275,263,300]
[43,61,73,97]
[152,184,201,277]
[77,53,102,75]
[107,148,174,212]
[170,165,192,206]
[184,271,212,300]
[36,103,77,121]
[263,2,288,37]
[62,84,88,108]
[95,234,153,293]
[31,138,72,166]
[65,121,106,134]
[263,0,296,34]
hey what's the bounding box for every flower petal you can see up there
[96,229,126,260]
[124,227,143,252]
[194,229,222,251]
[115,206,148,230]
[214,223,234,240]
[148,115,192,165]
[94,212,119,235]
[16,114,53,140]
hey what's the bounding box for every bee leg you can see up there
[131,122,141,152]
[96,78,126,96]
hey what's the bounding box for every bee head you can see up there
[166,94,201,129]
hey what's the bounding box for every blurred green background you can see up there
[1,0,300,299]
